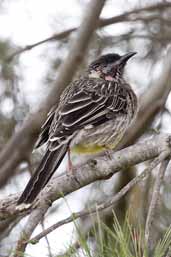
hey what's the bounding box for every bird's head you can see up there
[88,52,136,81]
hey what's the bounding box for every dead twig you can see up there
[145,159,170,252]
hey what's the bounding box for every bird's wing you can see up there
[35,104,58,148]
[48,79,127,150]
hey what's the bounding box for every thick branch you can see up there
[5,133,171,256]
[30,151,170,244]
[0,134,170,218]
[0,134,170,254]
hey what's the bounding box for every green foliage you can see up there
[58,212,171,257]
[154,226,171,257]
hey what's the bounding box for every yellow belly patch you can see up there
[71,144,106,154]
[71,137,121,154]
[71,142,118,154]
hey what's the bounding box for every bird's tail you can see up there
[17,144,68,204]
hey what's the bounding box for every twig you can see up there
[28,150,170,244]
[6,28,76,62]
[145,159,170,252]
[6,2,171,62]
[41,220,53,257]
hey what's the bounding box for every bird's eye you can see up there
[95,66,100,71]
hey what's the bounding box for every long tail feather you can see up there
[17,144,68,204]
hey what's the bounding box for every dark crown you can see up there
[89,54,121,69]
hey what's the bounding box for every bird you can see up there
[17,51,138,205]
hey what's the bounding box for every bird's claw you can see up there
[105,149,113,161]
[66,171,81,186]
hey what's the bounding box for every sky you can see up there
[1,0,171,256]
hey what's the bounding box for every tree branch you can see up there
[6,28,76,62]
[29,151,170,244]
[145,159,170,252]
[0,134,170,218]
[0,134,170,255]
[6,2,171,62]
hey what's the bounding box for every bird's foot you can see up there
[67,147,75,173]
[104,149,114,161]
[66,148,81,186]
[67,159,75,174]
[67,155,76,175]
[66,157,80,185]
[66,169,81,186]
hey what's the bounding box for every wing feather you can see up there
[48,79,128,150]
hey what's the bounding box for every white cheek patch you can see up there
[89,70,101,79]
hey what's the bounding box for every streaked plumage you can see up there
[17,52,138,204]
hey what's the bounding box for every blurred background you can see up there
[1,0,171,256]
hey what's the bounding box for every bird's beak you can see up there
[118,52,137,66]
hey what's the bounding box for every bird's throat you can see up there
[105,75,115,81]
